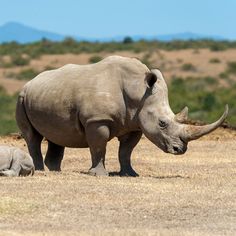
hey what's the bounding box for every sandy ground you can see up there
[0,128,235,236]
[1,49,236,94]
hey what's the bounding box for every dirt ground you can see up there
[0,128,235,236]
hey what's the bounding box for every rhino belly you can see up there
[26,107,88,148]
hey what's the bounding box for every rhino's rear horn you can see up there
[175,106,189,123]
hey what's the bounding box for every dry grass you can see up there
[0,129,235,235]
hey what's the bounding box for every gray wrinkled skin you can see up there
[15,56,228,176]
[0,146,34,177]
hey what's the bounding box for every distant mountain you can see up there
[0,22,65,43]
[0,22,226,44]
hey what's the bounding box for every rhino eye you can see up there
[159,120,168,129]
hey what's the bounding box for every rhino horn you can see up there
[175,106,189,123]
[182,105,228,141]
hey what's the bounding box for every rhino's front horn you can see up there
[175,106,189,123]
[182,105,228,141]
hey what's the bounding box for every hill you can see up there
[0,22,226,43]
[0,22,65,43]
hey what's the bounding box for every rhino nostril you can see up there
[173,146,179,152]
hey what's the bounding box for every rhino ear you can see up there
[145,72,157,88]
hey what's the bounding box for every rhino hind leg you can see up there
[118,131,142,177]
[44,141,65,171]
[27,133,44,170]
[16,95,44,170]
[86,123,109,176]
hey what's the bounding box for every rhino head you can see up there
[138,69,228,155]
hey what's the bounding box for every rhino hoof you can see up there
[88,167,108,176]
[119,168,139,177]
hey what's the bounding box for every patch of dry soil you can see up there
[0,129,235,235]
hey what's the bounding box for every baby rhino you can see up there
[0,146,34,176]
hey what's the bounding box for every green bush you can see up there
[204,76,218,85]
[89,55,103,63]
[11,54,30,66]
[219,72,229,79]
[16,68,39,80]
[123,36,133,44]
[169,76,236,126]
[44,66,56,71]
[202,93,217,110]
[227,61,236,74]
[181,63,196,71]
[209,58,221,63]
[0,87,18,135]
[210,43,226,51]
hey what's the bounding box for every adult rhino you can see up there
[16,56,228,176]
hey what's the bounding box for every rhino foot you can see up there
[45,160,61,171]
[88,162,108,176]
[119,167,139,177]
[0,170,18,177]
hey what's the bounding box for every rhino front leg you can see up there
[118,131,142,177]
[86,123,110,176]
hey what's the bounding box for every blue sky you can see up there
[0,0,235,39]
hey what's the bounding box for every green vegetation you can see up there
[123,36,134,44]
[141,53,152,68]
[0,87,18,135]
[226,61,236,74]
[219,72,229,79]
[218,61,236,79]
[209,58,221,63]
[0,54,30,68]
[16,68,39,80]
[0,39,236,59]
[181,63,196,71]
[209,43,227,51]
[5,68,39,80]
[169,76,236,125]
[89,55,103,63]
[10,54,30,66]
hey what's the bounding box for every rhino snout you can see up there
[171,144,187,155]
[167,138,188,155]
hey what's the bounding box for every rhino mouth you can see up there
[171,145,187,155]
[161,137,187,155]
[166,141,187,155]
